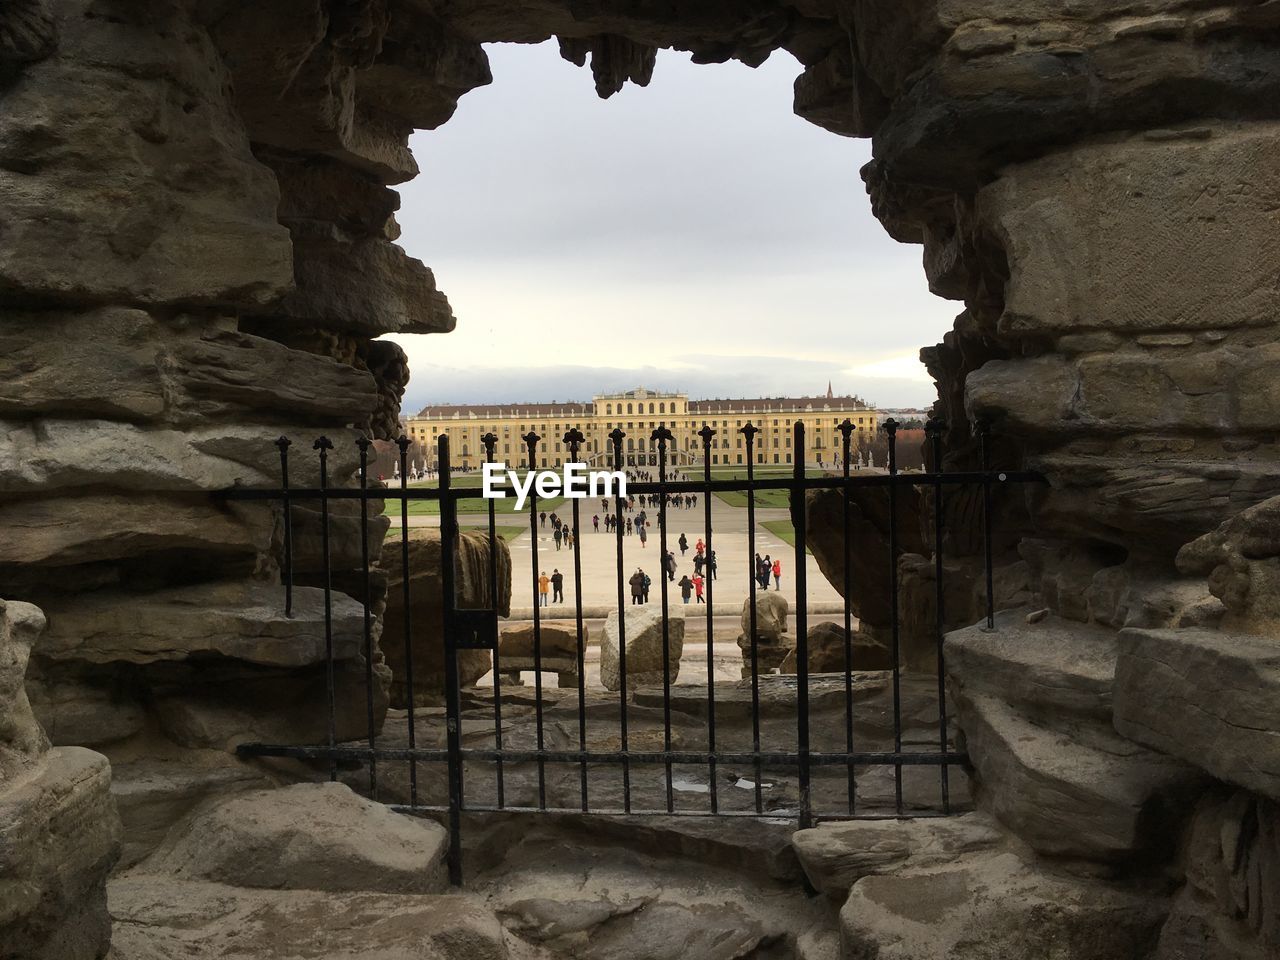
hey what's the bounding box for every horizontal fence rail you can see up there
[219,418,1043,884]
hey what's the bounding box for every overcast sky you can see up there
[387,41,957,412]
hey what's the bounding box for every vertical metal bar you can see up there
[699,426,717,814]
[314,437,337,782]
[742,422,762,814]
[837,419,855,815]
[653,426,674,813]
[481,433,504,810]
[927,419,951,814]
[356,436,377,799]
[978,419,996,630]
[565,428,589,812]
[884,418,903,814]
[438,435,464,886]
[396,436,417,809]
[609,429,631,812]
[522,432,546,809]
[275,437,294,619]
[792,422,812,829]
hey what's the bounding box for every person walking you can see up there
[693,573,705,603]
[678,532,688,556]
[642,569,651,603]
[695,537,705,556]
[553,525,563,551]
[693,551,704,576]
[678,575,693,604]
[772,557,782,590]
[629,568,645,605]
[761,554,772,591]
[538,571,550,607]
[663,550,676,581]
[539,511,547,529]
[626,517,633,536]
[551,568,564,603]
[638,521,648,548]
[592,514,599,532]
[707,549,717,581]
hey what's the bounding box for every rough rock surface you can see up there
[0,600,121,960]
[781,620,893,674]
[381,530,511,705]
[601,607,685,691]
[1114,627,1280,802]
[498,621,583,687]
[793,812,1003,900]
[108,877,507,960]
[737,592,791,675]
[141,782,449,894]
[840,851,1169,960]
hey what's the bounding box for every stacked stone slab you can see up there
[498,622,583,689]
[601,607,684,691]
[0,599,120,959]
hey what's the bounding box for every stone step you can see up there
[955,689,1205,862]
[946,607,1117,723]
[792,812,1004,900]
[1114,627,1280,801]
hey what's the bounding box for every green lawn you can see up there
[704,466,796,508]
[760,519,813,554]
[384,524,525,542]
[382,473,565,517]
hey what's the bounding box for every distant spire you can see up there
[826,380,834,399]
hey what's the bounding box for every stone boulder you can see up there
[381,530,511,706]
[108,876,507,960]
[1114,627,1280,801]
[141,782,449,894]
[1177,495,1280,635]
[498,621,583,688]
[737,592,791,675]
[793,812,1003,900]
[0,599,121,960]
[781,621,892,675]
[601,607,684,691]
[840,851,1169,960]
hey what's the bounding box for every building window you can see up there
[627,403,633,414]
[736,454,743,464]
[659,402,665,413]
[649,402,655,414]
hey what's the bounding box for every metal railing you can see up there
[221,419,1042,884]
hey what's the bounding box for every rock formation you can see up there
[4,0,1280,956]
[737,591,792,675]
[0,599,120,959]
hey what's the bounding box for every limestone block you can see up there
[109,876,507,960]
[946,608,1117,723]
[840,851,1169,960]
[741,591,789,639]
[0,494,265,567]
[277,235,456,336]
[0,307,166,419]
[953,688,1204,861]
[25,659,146,748]
[142,782,448,894]
[0,747,122,960]
[36,581,367,668]
[981,125,1280,337]
[0,421,364,495]
[381,530,511,706]
[1114,628,1280,801]
[601,607,685,691]
[0,0,292,306]
[780,621,893,674]
[793,812,1003,900]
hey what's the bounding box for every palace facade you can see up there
[404,386,878,471]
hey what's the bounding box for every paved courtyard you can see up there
[409,493,846,614]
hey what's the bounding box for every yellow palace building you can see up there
[404,385,877,471]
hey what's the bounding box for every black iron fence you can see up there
[221,419,1042,885]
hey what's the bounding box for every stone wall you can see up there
[4,0,1280,956]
